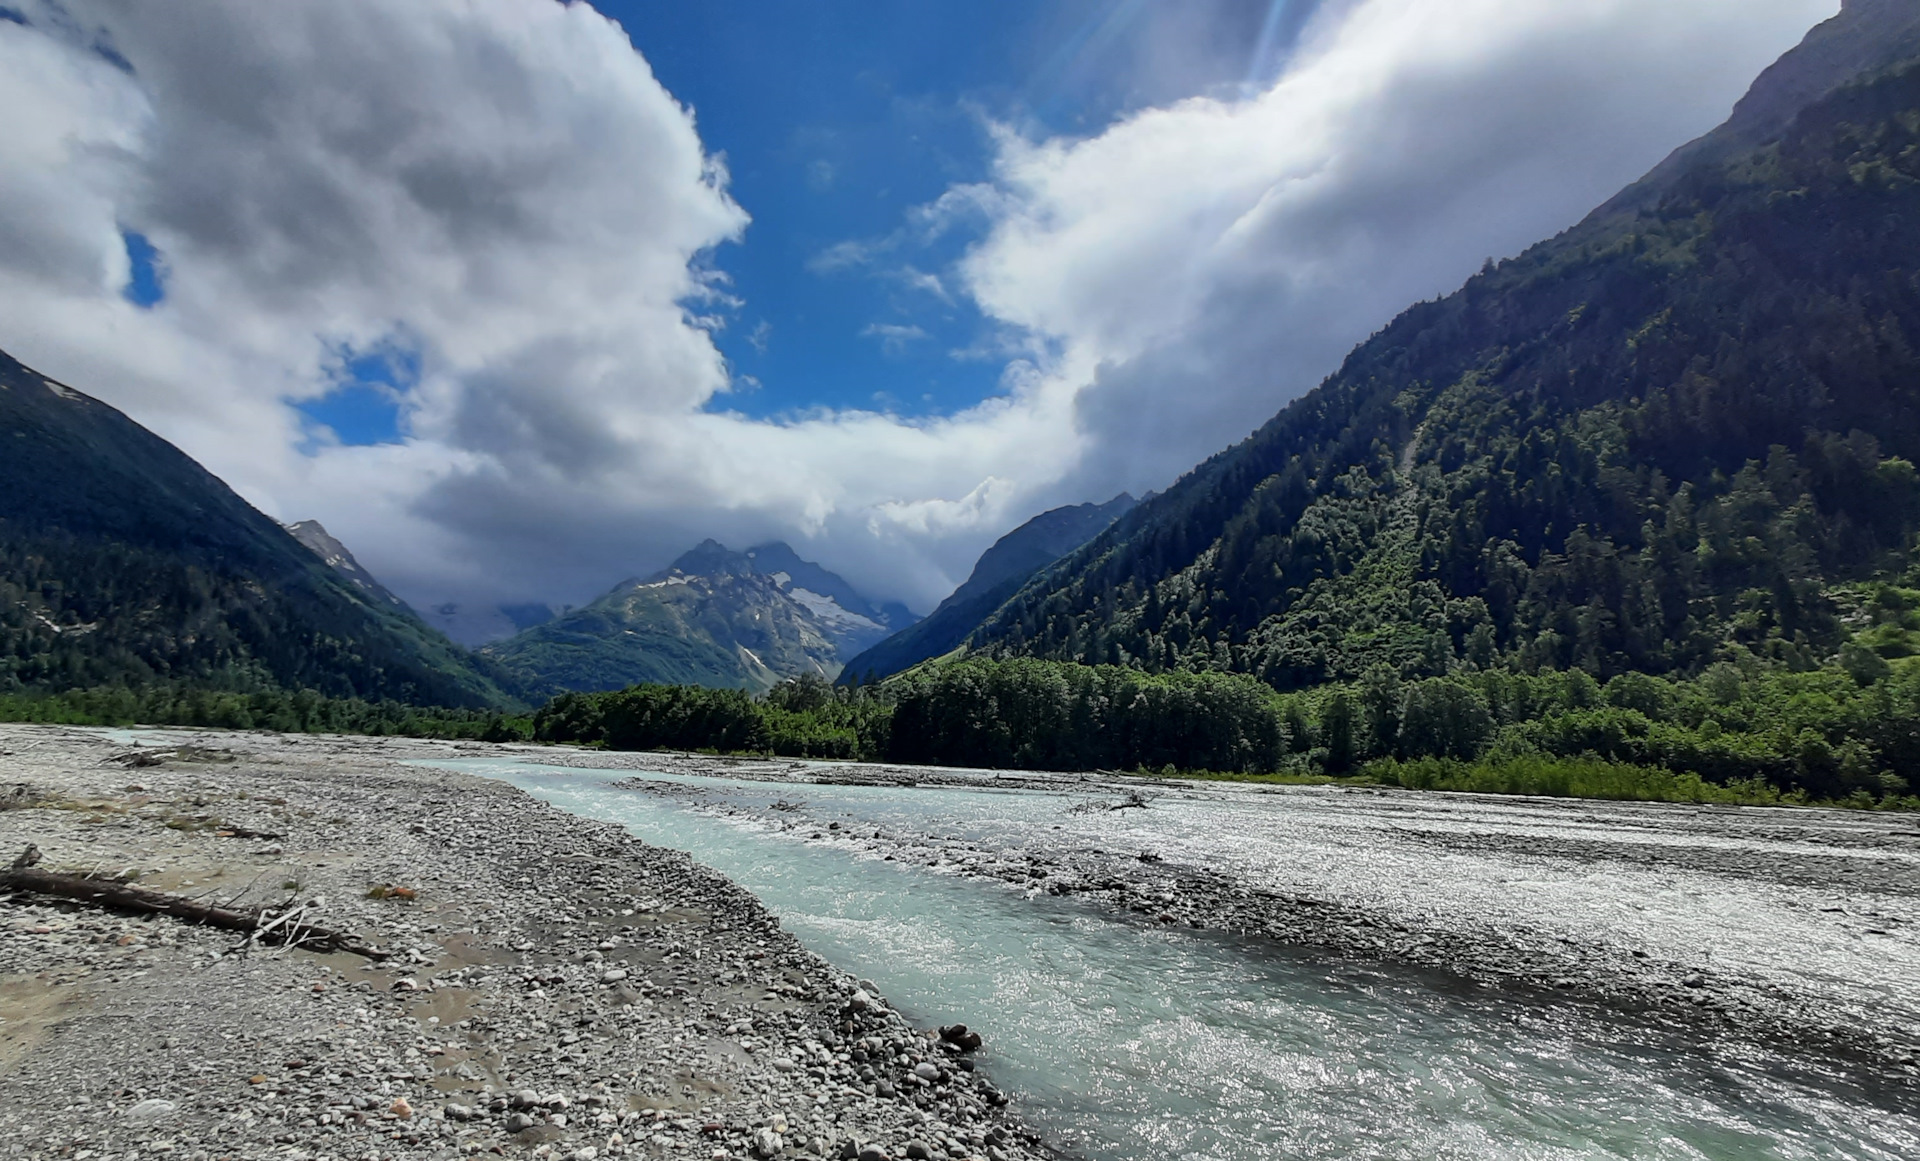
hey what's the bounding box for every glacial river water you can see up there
[436,758,1917,1161]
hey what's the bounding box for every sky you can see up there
[0,0,1839,641]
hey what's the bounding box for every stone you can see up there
[512,1088,542,1109]
[602,968,629,983]
[124,1098,177,1122]
[913,1063,940,1081]
[857,1147,891,1161]
[506,1112,537,1133]
[754,1127,784,1157]
[905,1142,934,1160]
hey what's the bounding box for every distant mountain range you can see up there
[0,350,520,708]
[0,339,1132,705]
[480,539,919,694]
[13,2,1911,716]
[956,0,1920,687]
[839,494,1137,683]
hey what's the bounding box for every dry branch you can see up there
[2,845,387,959]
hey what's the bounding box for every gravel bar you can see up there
[0,725,1044,1161]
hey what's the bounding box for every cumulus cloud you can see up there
[0,0,1837,630]
[952,0,1840,502]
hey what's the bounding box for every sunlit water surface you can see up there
[410,758,1915,1161]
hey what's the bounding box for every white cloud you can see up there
[953,0,1840,499]
[861,322,932,356]
[0,0,1839,630]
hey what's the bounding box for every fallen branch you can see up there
[3,845,386,959]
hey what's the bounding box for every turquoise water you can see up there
[434,759,1915,1160]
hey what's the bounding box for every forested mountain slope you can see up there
[0,350,518,708]
[839,494,1135,683]
[969,7,1920,690]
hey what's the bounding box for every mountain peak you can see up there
[287,519,414,616]
[493,535,913,694]
[1599,0,1920,216]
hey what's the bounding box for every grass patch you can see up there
[1137,755,1920,809]
[1364,756,1800,805]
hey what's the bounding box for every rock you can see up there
[511,1088,542,1109]
[505,1112,537,1133]
[601,968,629,983]
[124,1098,177,1122]
[848,989,874,1012]
[754,1126,784,1157]
[905,1142,934,1160]
[939,1024,984,1053]
[913,1062,940,1081]
[443,1102,474,1121]
[857,1147,892,1161]
[1683,973,1707,988]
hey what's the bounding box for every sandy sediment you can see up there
[0,725,1041,1161]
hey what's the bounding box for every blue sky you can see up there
[7,0,1835,619]
[283,0,1326,443]
[622,0,1322,422]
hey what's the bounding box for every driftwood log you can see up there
[3,844,387,959]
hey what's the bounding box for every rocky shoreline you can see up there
[505,747,1920,1101]
[0,725,1047,1161]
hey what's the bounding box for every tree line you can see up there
[528,654,1920,807]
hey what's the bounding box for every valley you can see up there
[4,725,1915,1160]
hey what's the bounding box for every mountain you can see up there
[0,349,519,708]
[963,1,1920,689]
[423,600,557,647]
[838,494,1137,683]
[484,540,914,694]
[286,520,414,617]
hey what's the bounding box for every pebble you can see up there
[0,726,1045,1161]
[123,1099,177,1122]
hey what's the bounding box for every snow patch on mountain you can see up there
[786,586,884,631]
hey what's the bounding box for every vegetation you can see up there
[524,656,1920,808]
[962,60,1920,704]
[0,682,531,740]
[0,350,521,709]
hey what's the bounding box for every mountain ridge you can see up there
[0,350,520,708]
[286,519,415,618]
[839,494,1137,683]
[959,2,1920,690]
[485,538,913,694]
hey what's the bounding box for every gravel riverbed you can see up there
[0,726,1043,1161]
[475,746,1920,1104]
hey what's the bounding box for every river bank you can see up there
[476,746,1920,1101]
[0,725,1042,1161]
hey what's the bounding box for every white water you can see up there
[430,758,1915,1160]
